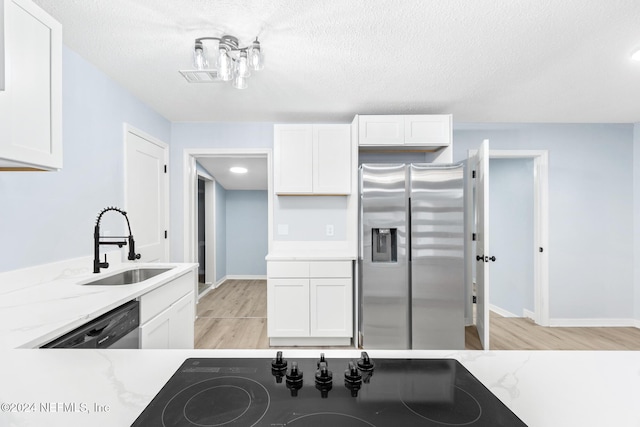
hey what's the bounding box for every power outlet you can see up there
[326,224,334,236]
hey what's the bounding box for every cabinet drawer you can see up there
[309,261,352,278]
[140,271,193,324]
[267,261,309,278]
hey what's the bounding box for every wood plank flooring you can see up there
[195,280,269,349]
[195,279,640,351]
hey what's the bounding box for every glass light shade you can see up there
[233,75,248,89]
[193,47,208,70]
[249,44,264,71]
[237,52,251,78]
[218,49,234,81]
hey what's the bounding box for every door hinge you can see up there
[539,247,544,253]
[472,296,477,304]
[472,233,477,241]
[164,230,168,239]
[164,165,167,173]
[472,170,476,178]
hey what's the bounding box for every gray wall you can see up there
[0,46,170,273]
[489,158,534,316]
[453,123,634,321]
[226,190,268,276]
[635,124,640,323]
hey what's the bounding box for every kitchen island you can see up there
[0,348,637,427]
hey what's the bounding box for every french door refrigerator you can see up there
[359,162,465,349]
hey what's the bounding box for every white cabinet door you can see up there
[0,0,61,170]
[274,125,313,194]
[139,305,172,349]
[310,278,352,337]
[313,125,351,194]
[404,115,452,146]
[169,291,195,349]
[358,115,404,146]
[267,278,310,337]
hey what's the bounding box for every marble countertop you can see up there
[0,349,637,427]
[0,263,197,349]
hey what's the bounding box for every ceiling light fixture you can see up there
[230,166,248,174]
[179,35,264,89]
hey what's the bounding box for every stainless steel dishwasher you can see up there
[41,300,140,348]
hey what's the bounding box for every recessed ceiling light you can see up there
[631,48,640,61]
[230,166,248,174]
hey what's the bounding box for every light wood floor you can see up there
[195,280,640,350]
[195,280,269,349]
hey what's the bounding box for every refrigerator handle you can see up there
[408,197,412,262]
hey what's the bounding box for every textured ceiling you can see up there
[32,0,640,123]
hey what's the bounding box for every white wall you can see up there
[634,124,640,324]
[454,123,635,322]
[0,46,170,273]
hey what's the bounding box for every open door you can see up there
[468,139,490,349]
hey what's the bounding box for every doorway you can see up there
[183,149,273,299]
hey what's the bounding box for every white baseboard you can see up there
[225,275,267,281]
[522,309,535,320]
[489,304,518,318]
[634,319,640,329]
[549,318,638,327]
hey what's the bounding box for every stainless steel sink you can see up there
[82,267,173,286]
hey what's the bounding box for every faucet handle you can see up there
[101,254,110,269]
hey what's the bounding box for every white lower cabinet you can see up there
[139,271,195,349]
[267,261,352,346]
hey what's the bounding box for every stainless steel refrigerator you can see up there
[359,163,465,350]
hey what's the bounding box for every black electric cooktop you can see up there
[132,353,527,426]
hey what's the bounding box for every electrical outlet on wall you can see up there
[326,224,334,236]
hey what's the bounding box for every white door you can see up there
[469,139,490,349]
[125,128,168,262]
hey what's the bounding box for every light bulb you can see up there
[233,75,248,89]
[193,42,208,70]
[249,39,264,71]
[237,51,251,78]
[218,49,233,81]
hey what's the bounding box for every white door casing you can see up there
[468,139,490,350]
[124,124,169,262]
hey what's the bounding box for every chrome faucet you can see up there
[93,207,141,273]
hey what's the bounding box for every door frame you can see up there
[195,171,216,295]
[123,123,170,262]
[466,149,549,327]
[183,148,273,284]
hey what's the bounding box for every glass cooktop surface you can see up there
[132,353,527,427]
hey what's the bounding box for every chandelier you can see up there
[179,35,264,89]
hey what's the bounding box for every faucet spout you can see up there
[93,207,141,273]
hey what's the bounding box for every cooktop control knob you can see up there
[315,361,333,398]
[271,351,288,371]
[357,351,374,371]
[285,362,303,396]
[357,352,375,383]
[344,361,363,397]
[317,353,328,368]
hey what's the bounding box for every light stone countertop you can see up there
[0,263,197,349]
[0,349,638,427]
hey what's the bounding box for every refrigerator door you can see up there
[410,163,465,349]
[360,163,409,349]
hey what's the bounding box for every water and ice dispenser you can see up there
[372,228,397,263]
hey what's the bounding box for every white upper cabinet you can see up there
[0,0,62,171]
[358,114,452,148]
[274,124,351,195]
